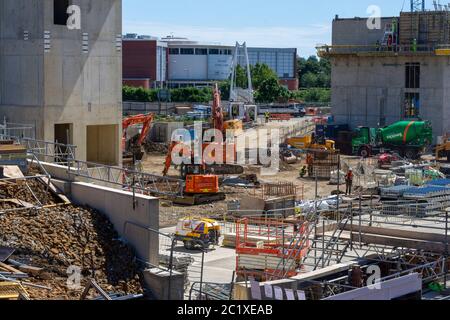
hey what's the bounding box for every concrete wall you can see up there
[330,55,448,139]
[150,122,185,143]
[0,0,123,164]
[332,17,395,46]
[70,182,159,266]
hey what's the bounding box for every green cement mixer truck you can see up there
[352,120,433,159]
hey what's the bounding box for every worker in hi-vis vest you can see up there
[345,169,354,195]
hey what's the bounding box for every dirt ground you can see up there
[140,151,360,228]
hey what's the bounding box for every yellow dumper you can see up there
[286,135,335,151]
[174,218,221,250]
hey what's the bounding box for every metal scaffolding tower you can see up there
[229,42,254,104]
[411,0,426,12]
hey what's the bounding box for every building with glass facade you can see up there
[123,36,299,91]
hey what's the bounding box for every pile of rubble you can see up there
[0,179,61,206]
[144,141,169,154]
[0,204,145,300]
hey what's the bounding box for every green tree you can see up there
[255,77,292,103]
[219,80,231,101]
[297,56,331,88]
[292,88,330,103]
[251,63,279,90]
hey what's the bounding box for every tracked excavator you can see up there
[122,113,154,169]
[163,84,244,178]
[161,84,244,204]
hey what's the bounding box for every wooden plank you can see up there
[0,262,23,274]
[350,233,448,253]
[7,260,43,276]
[0,145,26,154]
[340,224,448,243]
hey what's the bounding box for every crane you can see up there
[411,0,425,11]
[122,113,154,169]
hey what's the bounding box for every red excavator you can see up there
[161,84,244,204]
[162,84,244,178]
[122,113,154,169]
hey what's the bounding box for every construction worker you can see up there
[300,166,307,178]
[306,153,314,177]
[345,169,354,195]
[412,38,417,52]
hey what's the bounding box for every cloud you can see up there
[123,20,332,57]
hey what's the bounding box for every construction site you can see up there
[0,0,450,302]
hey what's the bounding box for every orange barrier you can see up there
[270,114,292,121]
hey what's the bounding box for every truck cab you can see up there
[352,127,378,157]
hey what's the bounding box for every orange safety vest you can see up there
[346,171,354,182]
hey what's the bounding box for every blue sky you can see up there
[123,0,415,57]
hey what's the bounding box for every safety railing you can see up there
[316,43,450,57]
[66,159,185,197]
[0,121,35,141]
[0,135,77,165]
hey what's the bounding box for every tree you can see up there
[251,63,279,90]
[297,56,331,88]
[292,88,330,103]
[255,77,292,103]
[219,80,231,101]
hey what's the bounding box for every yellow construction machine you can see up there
[286,134,335,151]
[174,217,221,250]
[435,134,450,162]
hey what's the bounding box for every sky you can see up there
[123,0,415,57]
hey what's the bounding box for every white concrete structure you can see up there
[0,0,123,165]
[324,14,450,140]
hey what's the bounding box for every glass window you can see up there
[180,48,194,55]
[405,63,420,89]
[169,48,179,55]
[54,0,69,25]
[404,92,420,117]
[209,49,220,55]
[195,48,208,55]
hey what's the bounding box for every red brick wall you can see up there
[279,78,299,91]
[123,41,157,80]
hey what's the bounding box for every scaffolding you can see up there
[234,215,313,282]
[236,204,450,300]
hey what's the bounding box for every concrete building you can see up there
[122,36,299,91]
[0,0,123,165]
[321,12,450,140]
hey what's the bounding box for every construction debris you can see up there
[0,203,145,300]
[144,141,170,154]
[0,179,61,207]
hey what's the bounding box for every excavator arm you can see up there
[212,83,224,133]
[122,113,155,147]
[163,141,178,176]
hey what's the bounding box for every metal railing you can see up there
[0,121,35,141]
[0,134,77,165]
[66,159,185,197]
[316,44,450,57]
